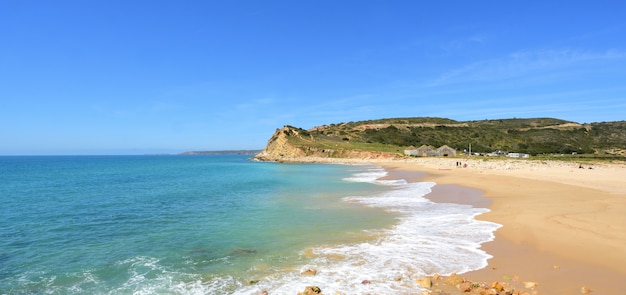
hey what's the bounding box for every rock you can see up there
[524,281,538,289]
[415,277,432,288]
[432,273,442,280]
[298,286,323,295]
[361,279,371,285]
[458,281,472,292]
[301,269,317,276]
[491,281,504,292]
[445,273,464,286]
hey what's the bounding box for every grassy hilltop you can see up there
[264,117,626,159]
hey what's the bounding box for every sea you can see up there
[0,155,501,294]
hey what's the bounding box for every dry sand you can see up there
[380,157,626,294]
[271,156,625,293]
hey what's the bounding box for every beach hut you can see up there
[416,145,436,157]
[435,145,456,157]
[404,146,418,156]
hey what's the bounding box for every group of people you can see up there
[455,161,467,168]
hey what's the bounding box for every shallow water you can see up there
[0,155,500,294]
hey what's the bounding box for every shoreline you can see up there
[268,156,626,294]
[383,158,626,294]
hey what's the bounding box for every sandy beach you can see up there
[277,156,625,293]
[380,157,626,294]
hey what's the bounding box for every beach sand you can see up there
[380,158,626,294]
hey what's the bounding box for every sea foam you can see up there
[12,164,500,294]
[234,166,502,294]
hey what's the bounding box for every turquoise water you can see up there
[0,155,395,294]
[0,155,500,294]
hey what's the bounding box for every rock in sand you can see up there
[491,281,505,292]
[301,269,317,276]
[298,286,323,295]
[445,273,464,286]
[415,277,432,288]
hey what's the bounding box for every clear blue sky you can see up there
[1,1,625,155]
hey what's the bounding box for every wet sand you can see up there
[381,158,626,294]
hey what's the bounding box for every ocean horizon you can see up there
[0,155,500,294]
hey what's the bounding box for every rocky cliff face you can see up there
[254,126,400,162]
[254,126,308,161]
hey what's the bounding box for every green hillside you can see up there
[287,117,626,157]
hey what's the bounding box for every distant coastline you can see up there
[180,150,262,156]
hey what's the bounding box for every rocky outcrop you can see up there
[254,126,309,161]
[254,126,401,162]
[415,277,433,288]
[297,286,323,295]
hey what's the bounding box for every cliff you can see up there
[254,126,308,161]
[254,126,400,162]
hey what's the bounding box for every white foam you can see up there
[342,166,388,183]
[233,166,502,294]
[82,166,501,295]
[110,256,243,295]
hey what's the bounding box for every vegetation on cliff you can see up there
[256,117,626,161]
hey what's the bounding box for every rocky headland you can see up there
[253,126,401,162]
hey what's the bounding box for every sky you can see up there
[1,1,625,155]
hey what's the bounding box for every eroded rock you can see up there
[298,285,323,295]
[415,277,433,288]
[445,273,464,286]
[491,281,505,292]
